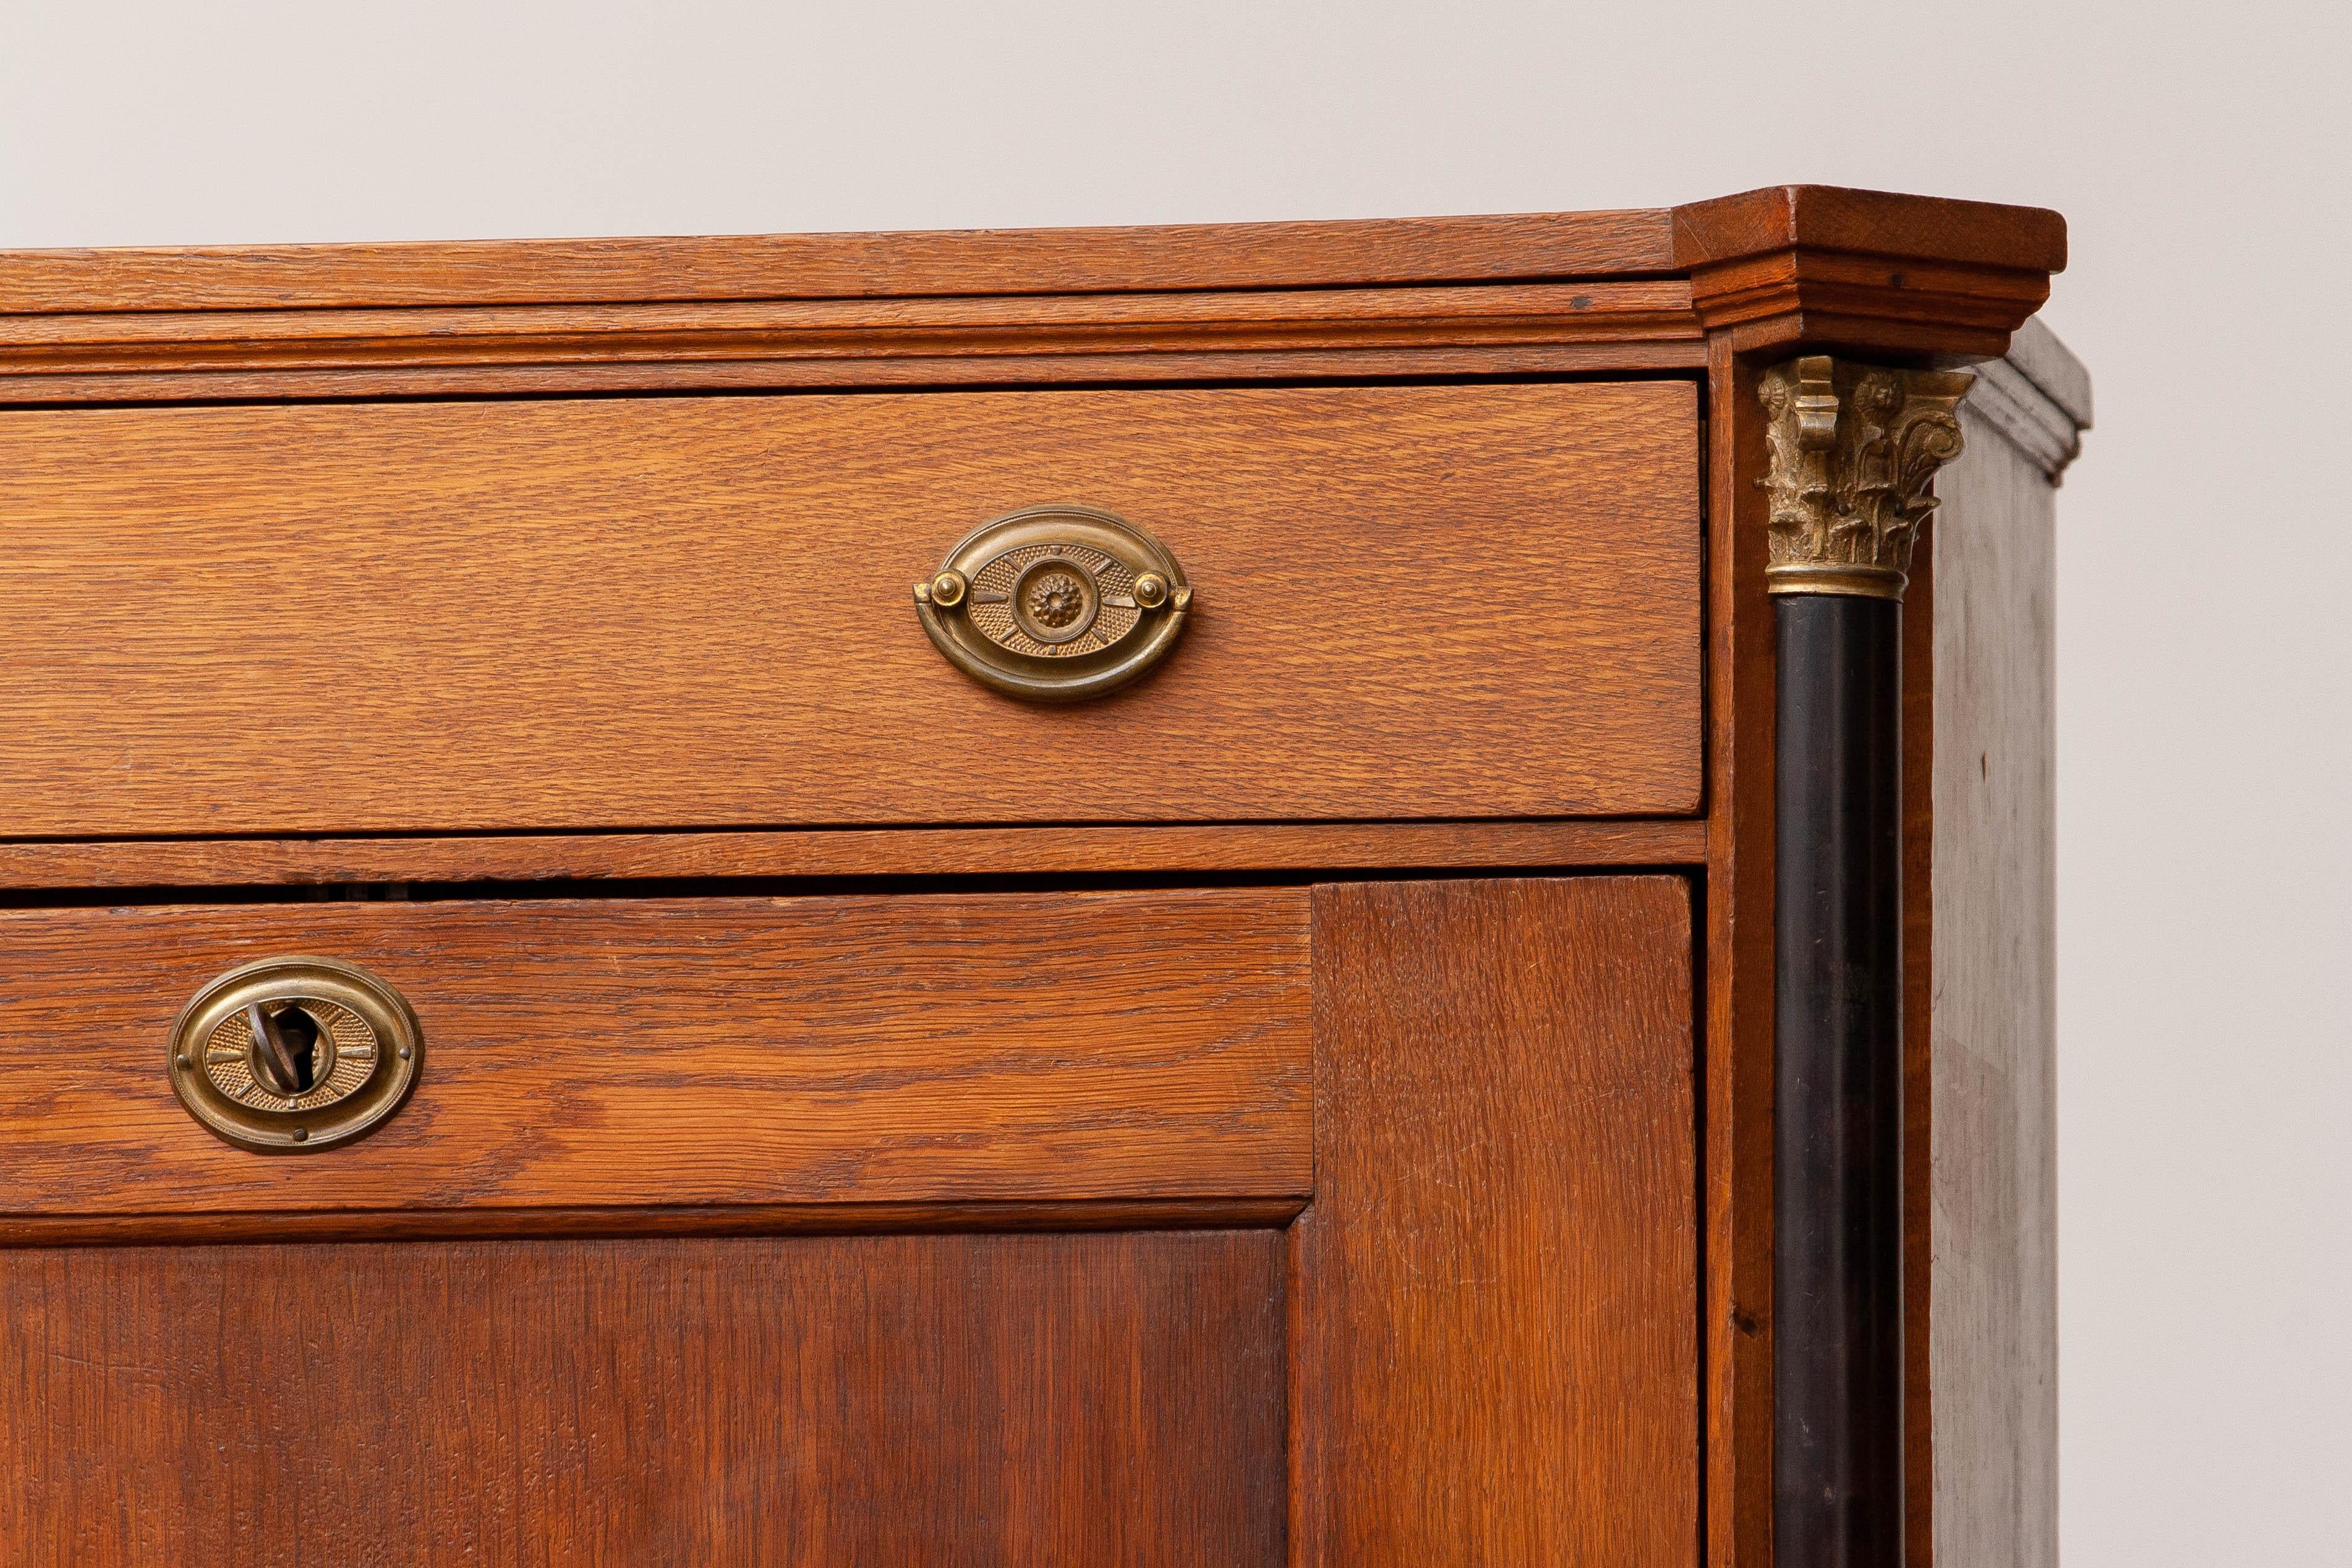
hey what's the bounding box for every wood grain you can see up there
[0,189,2064,396]
[0,341,1711,406]
[1672,185,2066,275]
[1966,343,2086,479]
[0,281,1702,401]
[0,1230,1288,1566]
[1703,334,1781,1568]
[0,207,1680,315]
[1672,185,2067,360]
[0,819,1708,890]
[1923,399,2065,1568]
[1296,876,1698,1563]
[0,1196,1305,1250]
[1906,518,1940,1568]
[0,383,1701,838]
[1996,317,2094,434]
[0,890,1310,1220]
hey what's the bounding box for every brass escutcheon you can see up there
[914,505,1193,701]
[168,957,422,1153]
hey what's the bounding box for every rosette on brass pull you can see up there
[914,505,1193,701]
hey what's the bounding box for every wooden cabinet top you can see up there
[0,184,2066,403]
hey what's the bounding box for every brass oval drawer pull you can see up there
[168,957,422,1152]
[914,505,1192,701]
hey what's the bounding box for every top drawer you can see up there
[0,381,1698,838]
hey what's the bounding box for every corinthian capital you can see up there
[1757,356,1975,599]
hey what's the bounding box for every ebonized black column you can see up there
[1775,592,1905,1568]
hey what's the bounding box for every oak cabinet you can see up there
[0,186,2083,1567]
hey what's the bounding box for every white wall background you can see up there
[4,3,2345,1561]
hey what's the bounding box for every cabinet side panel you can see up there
[1300,876,1698,1563]
[1927,407,2061,1568]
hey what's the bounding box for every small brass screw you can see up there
[928,569,968,608]
[1132,572,1169,609]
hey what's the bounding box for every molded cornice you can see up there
[0,187,2064,401]
[1671,185,2067,363]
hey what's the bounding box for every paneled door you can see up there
[1,876,1694,1564]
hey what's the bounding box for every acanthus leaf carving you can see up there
[1757,354,1974,599]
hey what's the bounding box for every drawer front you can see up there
[0,889,1310,1224]
[0,382,1698,838]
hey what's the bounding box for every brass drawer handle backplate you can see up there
[914,504,1193,702]
[168,956,422,1153]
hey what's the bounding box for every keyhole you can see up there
[250,1002,322,1095]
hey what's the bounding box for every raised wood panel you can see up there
[0,1230,1288,1566]
[1297,876,1698,1563]
[0,890,1310,1221]
[0,383,1700,838]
